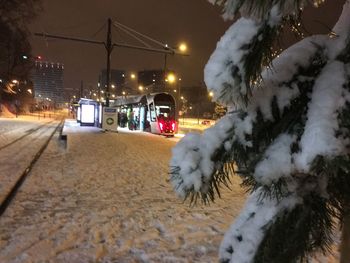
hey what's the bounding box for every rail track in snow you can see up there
[0,120,56,151]
[0,119,64,216]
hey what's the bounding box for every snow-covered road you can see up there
[0,120,246,262]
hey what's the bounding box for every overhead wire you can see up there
[89,21,107,39]
[113,20,175,52]
[113,22,151,48]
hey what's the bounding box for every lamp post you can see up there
[163,42,188,91]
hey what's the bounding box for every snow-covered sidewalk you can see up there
[0,122,246,262]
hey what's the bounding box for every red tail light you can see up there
[158,119,175,134]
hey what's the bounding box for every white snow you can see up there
[294,61,348,171]
[0,113,340,262]
[173,2,350,262]
[0,117,248,263]
[210,0,308,21]
[204,17,261,108]
[254,133,296,185]
[248,35,327,121]
[171,114,238,198]
[219,188,302,263]
[328,0,350,59]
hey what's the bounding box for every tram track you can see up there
[0,120,56,151]
[0,119,64,216]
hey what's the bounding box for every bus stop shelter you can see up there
[78,99,102,127]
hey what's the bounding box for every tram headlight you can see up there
[159,121,164,132]
[171,121,176,132]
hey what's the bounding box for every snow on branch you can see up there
[294,61,348,172]
[204,13,281,108]
[170,113,241,203]
[219,188,301,263]
[172,1,350,263]
[170,34,329,204]
[208,0,308,21]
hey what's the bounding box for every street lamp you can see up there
[179,42,187,53]
[163,41,188,89]
[166,73,176,84]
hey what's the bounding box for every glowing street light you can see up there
[12,79,18,84]
[27,89,32,94]
[209,91,214,97]
[167,73,176,84]
[178,42,187,53]
[138,85,144,91]
[130,73,136,79]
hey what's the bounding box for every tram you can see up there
[112,92,177,136]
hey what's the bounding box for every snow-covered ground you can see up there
[0,117,52,148]
[0,118,246,263]
[0,117,340,262]
[0,116,60,205]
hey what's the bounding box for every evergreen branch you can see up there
[311,155,350,219]
[254,194,336,263]
[227,47,327,201]
[169,125,237,206]
[240,23,279,103]
[336,36,350,63]
[213,0,310,21]
[182,156,236,206]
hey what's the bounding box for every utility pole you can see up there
[80,80,84,98]
[98,75,101,101]
[105,18,112,107]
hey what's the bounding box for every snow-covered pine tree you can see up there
[170,0,350,262]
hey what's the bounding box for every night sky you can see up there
[29,0,344,94]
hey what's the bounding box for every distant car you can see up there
[201,120,211,125]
